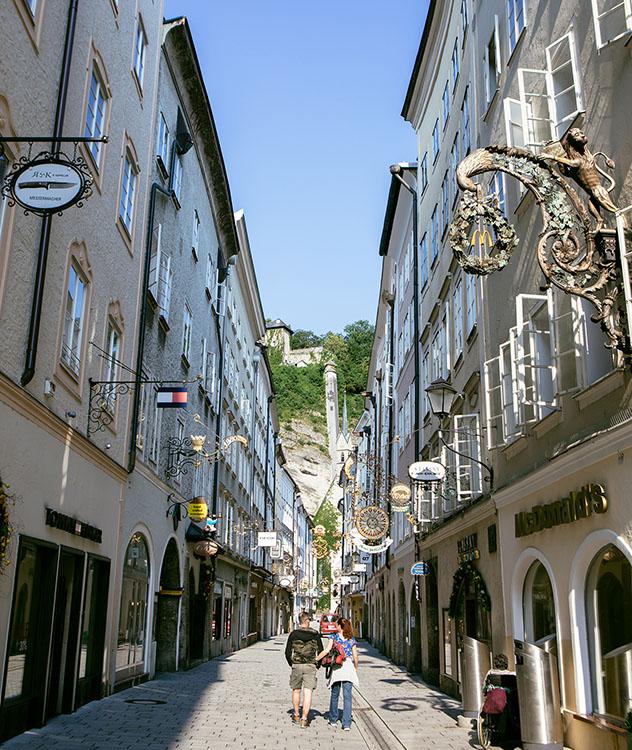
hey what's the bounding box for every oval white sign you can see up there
[11,159,84,212]
[408,460,446,482]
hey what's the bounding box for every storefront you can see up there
[496,422,632,750]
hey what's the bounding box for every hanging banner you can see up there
[157,386,188,408]
[351,536,393,554]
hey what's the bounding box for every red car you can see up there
[319,613,338,636]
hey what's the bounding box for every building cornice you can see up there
[0,371,127,482]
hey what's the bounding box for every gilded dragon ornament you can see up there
[449,128,629,353]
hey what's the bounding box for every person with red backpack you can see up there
[316,617,359,731]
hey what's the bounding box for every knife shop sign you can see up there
[2,153,93,216]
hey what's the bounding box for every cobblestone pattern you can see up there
[3,638,487,749]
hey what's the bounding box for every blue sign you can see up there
[411,561,431,576]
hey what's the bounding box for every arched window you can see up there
[116,534,150,677]
[523,560,556,645]
[586,544,632,718]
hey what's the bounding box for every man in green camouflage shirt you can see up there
[285,611,324,728]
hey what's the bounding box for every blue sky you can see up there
[165,0,428,333]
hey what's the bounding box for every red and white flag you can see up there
[156,386,188,408]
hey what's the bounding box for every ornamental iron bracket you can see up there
[449,129,632,354]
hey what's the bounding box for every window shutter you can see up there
[453,414,482,503]
[547,289,585,394]
[483,352,504,449]
[494,14,502,76]
[200,337,208,384]
[503,97,525,148]
[214,269,226,317]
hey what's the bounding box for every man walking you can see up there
[285,611,324,728]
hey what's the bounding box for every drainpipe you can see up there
[262,396,273,530]
[21,0,79,385]
[211,266,229,517]
[127,182,173,473]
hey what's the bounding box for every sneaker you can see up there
[329,722,337,727]
[343,726,351,731]
[300,718,310,729]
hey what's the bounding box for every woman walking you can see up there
[317,617,359,731]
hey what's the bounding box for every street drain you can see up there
[124,698,167,705]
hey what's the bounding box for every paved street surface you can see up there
[3,639,487,750]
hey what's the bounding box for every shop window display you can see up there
[523,561,556,645]
[116,534,150,674]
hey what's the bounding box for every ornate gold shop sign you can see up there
[457,532,480,563]
[514,483,607,538]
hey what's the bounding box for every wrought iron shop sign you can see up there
[408,461,446,483]
[45,507,102,543]
[514,483,607,538]
[3,153,93,216]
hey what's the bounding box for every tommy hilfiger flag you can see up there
[156,386,188,408]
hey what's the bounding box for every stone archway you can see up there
[155,539,180,672]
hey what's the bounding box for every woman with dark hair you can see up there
[316,617,359,731]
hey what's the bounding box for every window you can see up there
[119,153,138,234]
[192,210,200,260]
[442,81,450,128]
[518,30,583,148]
[156,112,169,170]
[432,120,440,163]
[116,535,150,674]
[523,561,556,644]
[430,206,439,264]
[103,322,120,411]
[441,173,450,234]
[181,305,192,363]
[146,386,162,464]
[419,153,428,193]
[586,545,632,719]
[61,263,86,374]
[484,18,501,105]
[503,97,525,147]
[84,68,107,166]
[451,39,460,90]
[420,233,429,290]
[205,253,214,297]
[148,225,172,326]
[591,0,632,49]
[490,172,506,217]
[431,319,447,381]
[453,275,463,359]
[453,413,482,501]
[461,0,468,37]
[451,137,460,202]
[465,272,476,334]
[461,88,471,155]
[507,0,526,55]
[133,18,147,90]
[171,153,183,204]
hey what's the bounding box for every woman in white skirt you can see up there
[317,617,359,730]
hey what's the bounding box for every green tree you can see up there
[290,329,323,349]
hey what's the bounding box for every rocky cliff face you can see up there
[280,417,334,518]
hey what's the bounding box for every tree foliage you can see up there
[290,329,323,349]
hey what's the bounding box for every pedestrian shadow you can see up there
[378,678,408,685]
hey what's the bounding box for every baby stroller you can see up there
[477,658,520,748]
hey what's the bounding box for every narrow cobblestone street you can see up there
[2,638,483,750]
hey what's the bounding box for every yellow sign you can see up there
[188,498,208,522]
[514,483,607,538]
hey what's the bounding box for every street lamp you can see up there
[425,378,458,419]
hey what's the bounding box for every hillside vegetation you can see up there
[268,320,374,435]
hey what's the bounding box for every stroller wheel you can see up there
[477,712,493,748]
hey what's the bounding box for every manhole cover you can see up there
[124,698,167,705]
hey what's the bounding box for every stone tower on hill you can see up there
[324,361,340,463]
[265,320,323,367]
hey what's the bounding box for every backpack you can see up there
[482,687,507,715]
[321,639,346,678]
[291,636,318,664]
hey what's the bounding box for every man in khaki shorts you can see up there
[285,611,324,728]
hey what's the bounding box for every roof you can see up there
[401,0,439,121]
[266,319,293,334]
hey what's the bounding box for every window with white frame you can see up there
[103,321,121,411]
[461,0,468,36]
[453,413,482,501]
[84,67,107,167]
[591,0,632,49]
[420,153,428,193]
[182,304,192,362]
[517,30,583,148]
[503,97,525,147]
[420,233,429,289]
[490,172,507,217]
[432,120,440,163]
[441,173,450,234]
[205,253,214,297]
[451,137,460,202]
[507,0,526,55]
[147,386,162,464]
[466,272,477,334]
[133,17,147,89]
[431,205,439,264]
[148,224,172,325]
[431,319,447,381]
[171,153,183,204]
[192,210,200,260]
[156,112,169,169]
[451,39,460,91]
[484,18,501,105]
[461,88,471,154]
[442,81,450,128]
[119,153,138,234]
[61,264,86,374]
[453,275,463,359]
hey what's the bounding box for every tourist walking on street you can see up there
[285,611,324,728]
[317,617,359,730]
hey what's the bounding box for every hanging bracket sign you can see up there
[411,561,431,576]
[3,152,94,216]
[408,461,446,483]
[351,536,393,554]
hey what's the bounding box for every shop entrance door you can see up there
[46,549,85,719]
[425,560,440,685]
